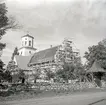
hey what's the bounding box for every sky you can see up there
[1,0,106,65]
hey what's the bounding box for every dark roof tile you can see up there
[29,46,59,65]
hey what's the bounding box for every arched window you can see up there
[29,51,31,54]
[29,41,31,46]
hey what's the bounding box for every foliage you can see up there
[11,47,19,60]
[99,38,106,47]
[84,43,106,70]
[0,70,12,83]
[18,70,25,79]
[7,60,17,71]
[2,70,12,82]
[0,3,8,38]
[0,3,19,50]
[12,69,26,83]
[7,47,19,71]
[32,68,41,83]
[56,62,76,82]
[0,2,20,83]
[44,68,55,80]
[0,59,5,70]
[55,39,84,82]
[0,43,5,52]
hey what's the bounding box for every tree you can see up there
[33,67,41,83]
[99,38,106,47]
[74,62,86,82]
[11,47,19,60]
[7,60,17,71]
[0,60,5,82]
[84,43,106,70]
[0,1,21,50]
[0,59,5,70]
[3,70,12,82]
[18,70,26,83]
[56,62,76,82]
[45,69,55,80]
[0,43,5,55]
[0,2,20,82]
[0,60,12,82]
[7,47,19,71]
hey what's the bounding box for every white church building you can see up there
[13,34,37,74]
[12,34,80,82]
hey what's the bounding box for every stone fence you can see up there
[30,82,97,92]
[1,81,106,93]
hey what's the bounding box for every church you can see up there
[13,34,37,76]
[13,34,80,80]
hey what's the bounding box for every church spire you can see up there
[18,33,36,56]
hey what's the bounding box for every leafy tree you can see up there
[33,68,41,83]
[18,70,26,83]
[0,2,18,50]
[11,47,19,60]
[45,69,55,80]
[0,60,12,82]
[7,60,17,71]
[0,2,20,82]
[0,60,5,82]
[7,47,19,71]
[84,43,106,70]
[99,38,106,47]
[56,62,76,82]
[0,59,5,70]
[3,70,12,82]
[74,63,86,82]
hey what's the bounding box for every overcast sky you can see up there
[1,0,106,64]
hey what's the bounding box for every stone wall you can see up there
[31,82,96,92]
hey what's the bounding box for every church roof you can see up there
[87,61,106,73]
[15,55,33,70]
[21,34,34,39]
[29,46,59,65]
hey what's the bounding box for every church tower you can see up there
[18,34,36,56]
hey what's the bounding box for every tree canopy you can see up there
[0,2,19,82]
[11,47,19,60]
[0,2,19,50]
[84,43,106,70]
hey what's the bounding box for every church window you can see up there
[21,51,22,55]
[29,41,31,46]
[25,41,27,45]
[22,41,24,46]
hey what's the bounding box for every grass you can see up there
[0,87,106,102]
